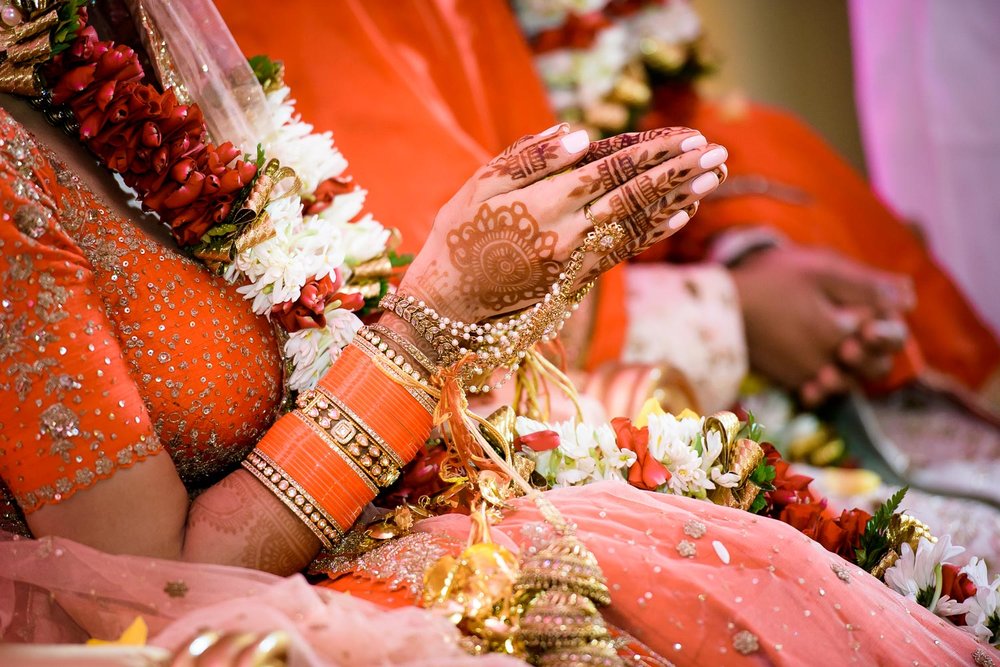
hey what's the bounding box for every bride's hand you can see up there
[399,123,727,325]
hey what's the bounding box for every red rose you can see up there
[942,563,977,604]
[779,503,870,563]
[613,417,670,491]
[516,430,561,452]
[303,176,356,216]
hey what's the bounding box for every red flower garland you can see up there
[44,15,257,247]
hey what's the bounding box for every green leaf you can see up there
[249,55,282,89]
[856,486,909,572]
[736,411,764,442]
[749,490,768,515]
[388,251,414,268]
[749,461,776,490]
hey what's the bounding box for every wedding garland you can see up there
[383,402,1000,647]
[2,1,394,393]
[509,406,1000,646]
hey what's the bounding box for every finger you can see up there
[477,126,590,198]
[837,336,865,366]
[813,254,915,315]
[816,363,848,394]
[555,127,710,206]
[859,318,909,352]
[837,334,896,379]
[585,143,726,239]
[577,127,702,164]
[799,381,825,408]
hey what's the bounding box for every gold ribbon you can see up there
[194,159,300,266]
[0,7,58,96]
[232,158,300,250]
[351,255,393,282]
[0,60,38,95]
[0,7,56,51]
[703,411,765,511]
[703,411,741,470]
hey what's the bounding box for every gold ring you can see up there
[582,202,626,254]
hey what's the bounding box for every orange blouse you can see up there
[0,108,284,529]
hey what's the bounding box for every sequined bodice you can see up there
[0,108,284,498]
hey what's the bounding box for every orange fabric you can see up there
[255,413,373,530]
[218,0,628,371]
[640,99,1000,390]
[0,109,284,512]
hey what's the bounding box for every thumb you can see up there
[814,254,914,314]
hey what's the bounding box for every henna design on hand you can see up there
[188,470,316,574]
[569,150,642,199]
[578,127,688,165]
[447,202,561,311]
[479,140,560,181]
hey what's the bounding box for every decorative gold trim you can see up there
[291,412,380,495]
[242,450,344,549]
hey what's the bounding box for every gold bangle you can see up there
[242,450,343,549]
[365,324,438,375]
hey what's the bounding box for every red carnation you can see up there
[940,563,977,624]
[303,175,356,216]
[271,272,345,332]
[779,503,870,563]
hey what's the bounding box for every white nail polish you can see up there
[680,135,707,151]
[539,123,565,137]
[560,129,589,153]
[833,311,862,335]
[668,210,690,230]
[691,171,720,194]
[699,147,728,169]
[870,319,908,340]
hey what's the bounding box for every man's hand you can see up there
[731,246,913,406]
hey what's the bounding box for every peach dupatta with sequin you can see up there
[0,532,520,666]
[2,487,994,665]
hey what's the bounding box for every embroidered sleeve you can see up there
[621,263,748,413]
[0,120,163,514]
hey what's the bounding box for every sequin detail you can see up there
[732,630,760,655]
[0,107,283,518]
[312,532,461,597]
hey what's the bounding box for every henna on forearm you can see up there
[183,469,318,575]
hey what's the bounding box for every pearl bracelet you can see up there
[380,248,592,393]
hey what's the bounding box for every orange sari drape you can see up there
[219,0,996,390]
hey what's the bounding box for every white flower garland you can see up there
[515,411,738,495]
[224,86,391,392]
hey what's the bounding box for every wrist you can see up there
[377,309,440,369]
